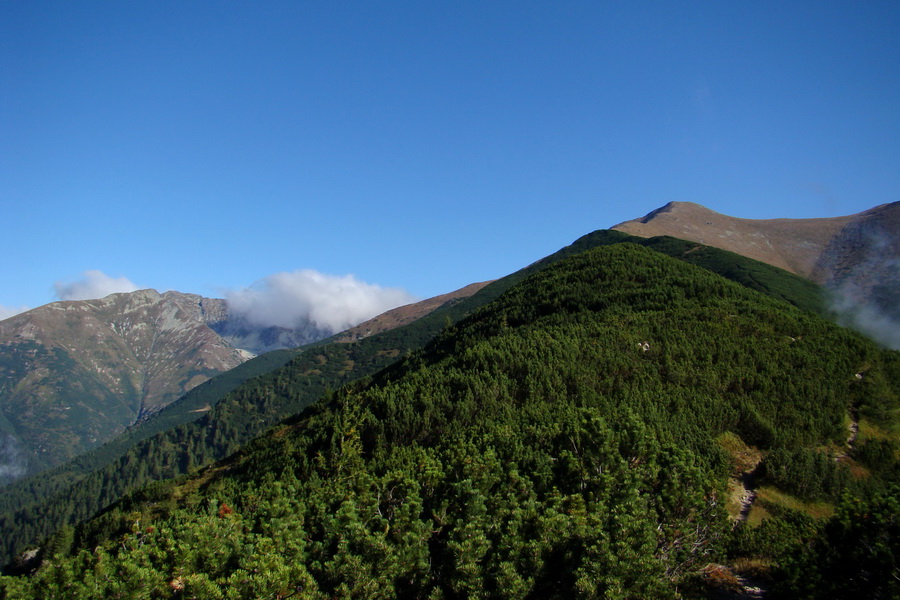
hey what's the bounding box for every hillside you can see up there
[0,290,248,478]
[613,201,900,348]
[0,230,833,569]
[0,284,488,484]
[2,243,897,598]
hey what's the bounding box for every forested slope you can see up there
[2,244,896,598]
[0,231,832,570]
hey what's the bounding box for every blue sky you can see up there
[2,2,898,322]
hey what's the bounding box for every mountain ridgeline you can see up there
[2,200,892,486]
[614,201,900,349]
[0,231,830,569]
[1,239,897,598]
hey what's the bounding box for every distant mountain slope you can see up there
[4,244,896,598]
[0,290,247,477]
[0,230,833,569]
[332,281,492,343]
[614,201,861,277]
[0,282,489,483]
[613,201,900,346]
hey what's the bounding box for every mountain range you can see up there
[0,287,484,482]
[2,201,897,485]
[0,202,897,597]
[0,223,896,598]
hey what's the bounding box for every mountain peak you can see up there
[613,202,859,276]
[613,201,899,280]
[627,201,718,225]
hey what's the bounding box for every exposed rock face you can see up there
[0,290,248,478]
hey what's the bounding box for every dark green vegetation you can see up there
[0,231,830,569]
[1,243,897,598]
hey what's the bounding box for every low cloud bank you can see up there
[226,270,417,333]
[54,270,139,301]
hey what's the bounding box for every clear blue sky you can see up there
[2,2,898,318]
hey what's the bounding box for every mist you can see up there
[54,270,139,301]
[830,282,900,351]
[826,228,900,350]
[225,269,417,333]
[0,434,26,484]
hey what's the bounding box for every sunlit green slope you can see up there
[3,244,896,599]
[0,231,830,569]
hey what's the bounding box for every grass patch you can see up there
[755,486,834,520]
[857,418,898,443]
[716,431,762,476]
[745,502,770,527]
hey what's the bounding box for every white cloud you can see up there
[54,270,139,301]
[225,269,417,333]
[0,305,29,321]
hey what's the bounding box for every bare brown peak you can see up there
[632,201,719,224]
[611,201,888,277]
[624,200,897,226]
